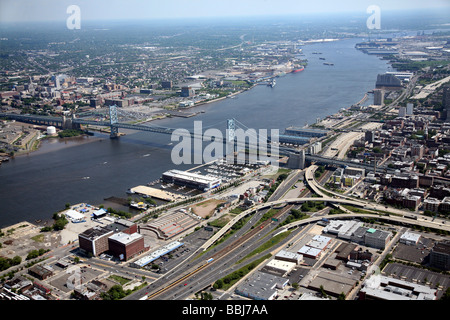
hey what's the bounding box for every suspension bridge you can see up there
[0,106,396,173]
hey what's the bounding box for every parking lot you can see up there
[141,226,217,274]
[392,237,434,264]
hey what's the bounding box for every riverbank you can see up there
[0,37,392,229]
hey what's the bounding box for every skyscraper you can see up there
[373,89,384,106]
[443,85,450,120]
[406,103,414,116]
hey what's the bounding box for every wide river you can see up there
[0,37,391,228]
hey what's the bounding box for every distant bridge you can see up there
[0,109,398,172]
[0,109,286,154]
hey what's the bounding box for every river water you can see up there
[0,37,391,228]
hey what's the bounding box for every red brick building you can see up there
[108,232,146,261]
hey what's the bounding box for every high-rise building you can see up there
[373,89,384,106]
[365,130,375,143]
[443,85,450,109]
[287,150,305,169]
[161,81,173,89]
[429,240,450,271]
[406,103,414,116]
[443,86,450,120]
[376,74,402,89]
[181,86,195,97]
[398,106,406,117]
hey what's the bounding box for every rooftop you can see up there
[108,232,143,245]
[79,226,114,240]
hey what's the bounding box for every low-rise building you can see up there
[359,275,437,300]
[235,271,288,300]
[400,232,421,246]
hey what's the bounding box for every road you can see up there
[129,162,449,300]
[304,164,449,227]
[322,122,382,159]
[129,170,304,300]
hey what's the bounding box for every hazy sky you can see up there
[0,0,449,22]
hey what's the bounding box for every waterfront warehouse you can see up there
[162,170,221,191]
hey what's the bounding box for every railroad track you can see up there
[145,204,294,299]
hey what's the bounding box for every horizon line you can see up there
[1,7,447,24]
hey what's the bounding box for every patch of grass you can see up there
[109,275,131,286]
[237,230,291,264]
[31,234,45,243]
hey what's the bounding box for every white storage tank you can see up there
[47,126,57,136]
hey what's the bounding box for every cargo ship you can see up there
[292,66,305,73]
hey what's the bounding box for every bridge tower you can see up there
[109,105,119,139]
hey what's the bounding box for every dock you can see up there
[130,185,182,202]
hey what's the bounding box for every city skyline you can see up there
[0,0,449,23]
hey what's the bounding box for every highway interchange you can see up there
[127,163,449,300]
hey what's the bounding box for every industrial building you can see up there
[278,134,310,145]
[78,219,140,258]
[351,227,392,250]
[400,232,421,246]
[359,275,437,300]
[162,170,221,191]
[235,271,288,300]
[108,232,146,261]
[335,243,358,262]
[298,246,322,259]
[284,127,328,138]
[274,250,303,264]
[322,220,391,249]
[262,259,297,276]
[132,241,184,268]
[78,226,114,257]
[308,271,357,298]
[28,265,53,281]
[323,220,364,240]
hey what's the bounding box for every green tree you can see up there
[214,279,223,289]
[319,285,328,298]
[101,285,127,300]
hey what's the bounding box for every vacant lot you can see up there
[190,199,225,218]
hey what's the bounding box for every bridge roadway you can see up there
[0,112,286,152]
[2,112,444,175]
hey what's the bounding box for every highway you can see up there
[304,164,449,227]
[128,169,304,300]
[128,162,449,300]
